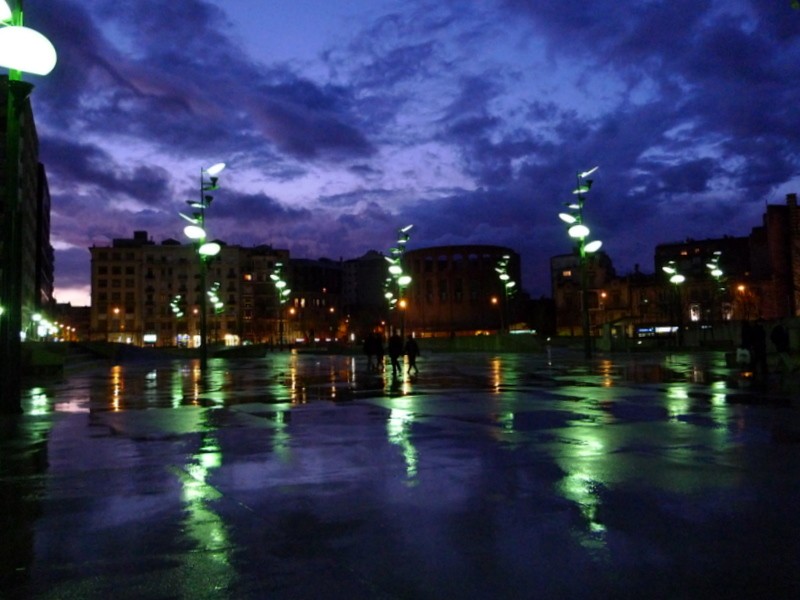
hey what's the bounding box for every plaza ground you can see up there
[2,348,800,599]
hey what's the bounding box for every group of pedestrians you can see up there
[363,331,420,377]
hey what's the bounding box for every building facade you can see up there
[551,193,800,343]
[403,245,522,337]
[0,78,55,339]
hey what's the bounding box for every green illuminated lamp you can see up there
[184,224,206,240]
[568,224,590,239]
[558,213,576,224]
[0,25,57,76]
[198,241,221,257]
[205,162,226,177]
[398,275,412,286]
[585,240,603,253]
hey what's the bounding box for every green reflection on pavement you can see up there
[388,408,419,484]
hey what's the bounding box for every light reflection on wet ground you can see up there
[3,349,800,598]
[19,349,762,413]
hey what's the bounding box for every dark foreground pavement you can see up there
[2,349,800,599]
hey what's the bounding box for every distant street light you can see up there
[270,262,291,348]
[180,162,225,369]
[557,166,601,358]
[662,260,685,347]
[494,255,516,333]
[385,224,413,337]
[0,0,57,412]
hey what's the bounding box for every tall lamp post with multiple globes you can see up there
[270,262,291,348]
[385,225,413,338]
[662,260,685,347]
[0,0,57,411]
[494,254,516,333]
[180,162,225,370]
[558,166,602,359]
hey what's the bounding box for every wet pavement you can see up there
[2,349,800,599]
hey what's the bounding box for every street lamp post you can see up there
[180,162,225,370]
[0,0,57,411]
[662,260,685,347]
[494,254,516,334]
[558,166,602,359]
[270,262,291,348]
[385,224,413,338]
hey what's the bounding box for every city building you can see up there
[342,250,387,338]
[402,245,522,337]
[90,232,287,347]
[0,77,55,338]
[551,193,800,345]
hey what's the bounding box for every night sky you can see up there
[21,0,800,305]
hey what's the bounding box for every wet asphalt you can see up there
[2,348,800,599]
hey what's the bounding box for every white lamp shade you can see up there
[0,2,11,22]
[585,240,603,253]
[183,224,206,240]
[398,275,412,286]
[198,242,221,257]
[558,213,577,224]
[0,26,57,75]
[670,274,686,284]
[205,162,226,176]
[568,224,590,239]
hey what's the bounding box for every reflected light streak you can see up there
[175,432,233,585]
[555,425,609,554]
[171,369,184,407]
[111,365,123,411]
[28,387,49,415]
[666,384,690,418]
[387,408,419,483]
[598,359,615,387]
[272,411,291,461]
[491,357,502,392]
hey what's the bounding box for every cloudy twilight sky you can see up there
[22,0,800,306]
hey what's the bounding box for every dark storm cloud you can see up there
[25,0,800,301]
[211,191,312,224]
[31,0,374,163]
[41,136,172,205]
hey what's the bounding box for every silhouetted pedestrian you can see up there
[405,335,419,375]
[388,331,403,377]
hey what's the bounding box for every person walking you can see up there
[405,335,419,375]
[388,330,403,377]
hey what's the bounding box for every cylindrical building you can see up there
[401,245,521,337]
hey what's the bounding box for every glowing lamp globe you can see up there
[398,275,412,286]
[198,242,221,257]
[0,26,57,75]
[568,224,590,239]
[585,240,603,253]
[558,213,577,224]
[184,225,206,240]
[204,162,226,176]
